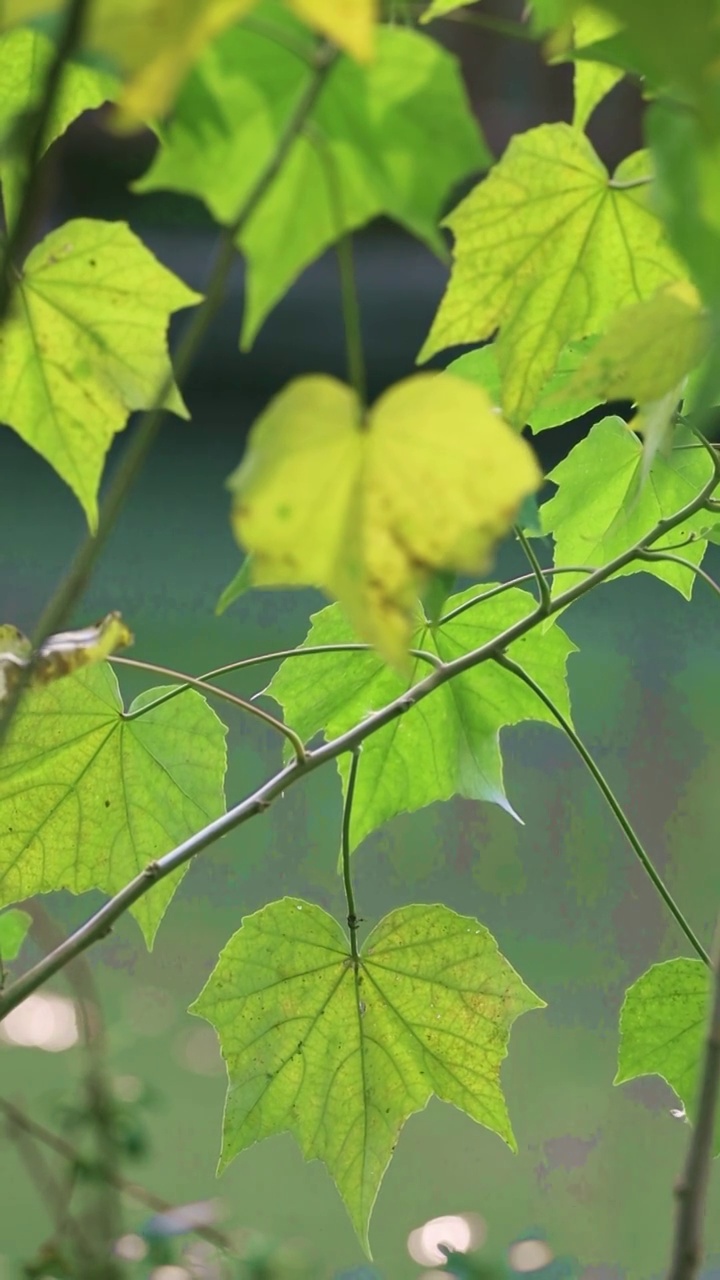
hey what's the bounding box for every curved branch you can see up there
[2,466,716,1016]
[115,655,307,763]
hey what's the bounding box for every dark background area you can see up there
[3,3,720,1278]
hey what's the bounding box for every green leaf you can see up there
[190,897,545,1250]
[215,555,254,616]
[0,27,119,227]
[265,586,576,851]
[420,0,476,18]
[541,416,714,600]
[571,5,623,131]
[614,958,717,1153]
[135,22,488,347]
[418,123,682,426]
[0,218,201,529]
[0,906,31,961]
[0,664,227,946]
[447,337,601,432]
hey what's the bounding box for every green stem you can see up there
[493,651,710,967]
[637,550,720,605]
[115,655,307,762]
[306,120,367,407]
[112,643,443,722]
[3,460,717,1016]
[438,564,596,625]
[336,232,367,408]
[514,525,552,614]
[342,749,362,963]
[0,0,91,318]
[0,41,337,750]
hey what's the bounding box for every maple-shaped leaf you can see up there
[264,587,576,850]
[190,897,545,1250]
[447,337,601,433]
[418,123,683,426]
[0,664,227,945]
[0,27,119,227]
[135,21,487,346]
[0,0,377,125]
[0,612,133,704]
[0,218,201,529]
[226,372,541,666]
[541,416,714,601]
[615,958,719,1154]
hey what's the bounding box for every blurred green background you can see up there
[2,4,720,1276]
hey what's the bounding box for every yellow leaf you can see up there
[0,0,377,125]
[0,612,133,704]
[227,372,541,665]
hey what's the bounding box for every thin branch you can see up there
[514,525,551,615]
[0,41,338,752]
[437,564,596,625]
[636,550,720,606]
[0,1098,233,1252]
[342,749,362,964]
[111,644,443,722]
[493,651,710,967]
[26,903,123,1265]
[0,0,91,319]
[666,913,720,1280]
[2,457,717,1016]
[113,655,308,763]
[4,1101,95,1267]
[608,175,654,189]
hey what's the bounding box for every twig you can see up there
[113,656,308,762]
[636,551,720,605]
[2,454,718,1016]
[342,749,363,963]
[492,652,710,967]
[112,644,443,722]
[0,1097,233,1252]
[666,913,720,1280]
[514,525,551,615]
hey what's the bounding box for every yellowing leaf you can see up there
[0,612,133,704]
[0,664,227,946]
[0,0,377,125]
[190,898,544,1250]
[418,123,683,426]
[227,372,542,665]
[0,218,201,529]
[0,27,119,227]
[571,4,623,130]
